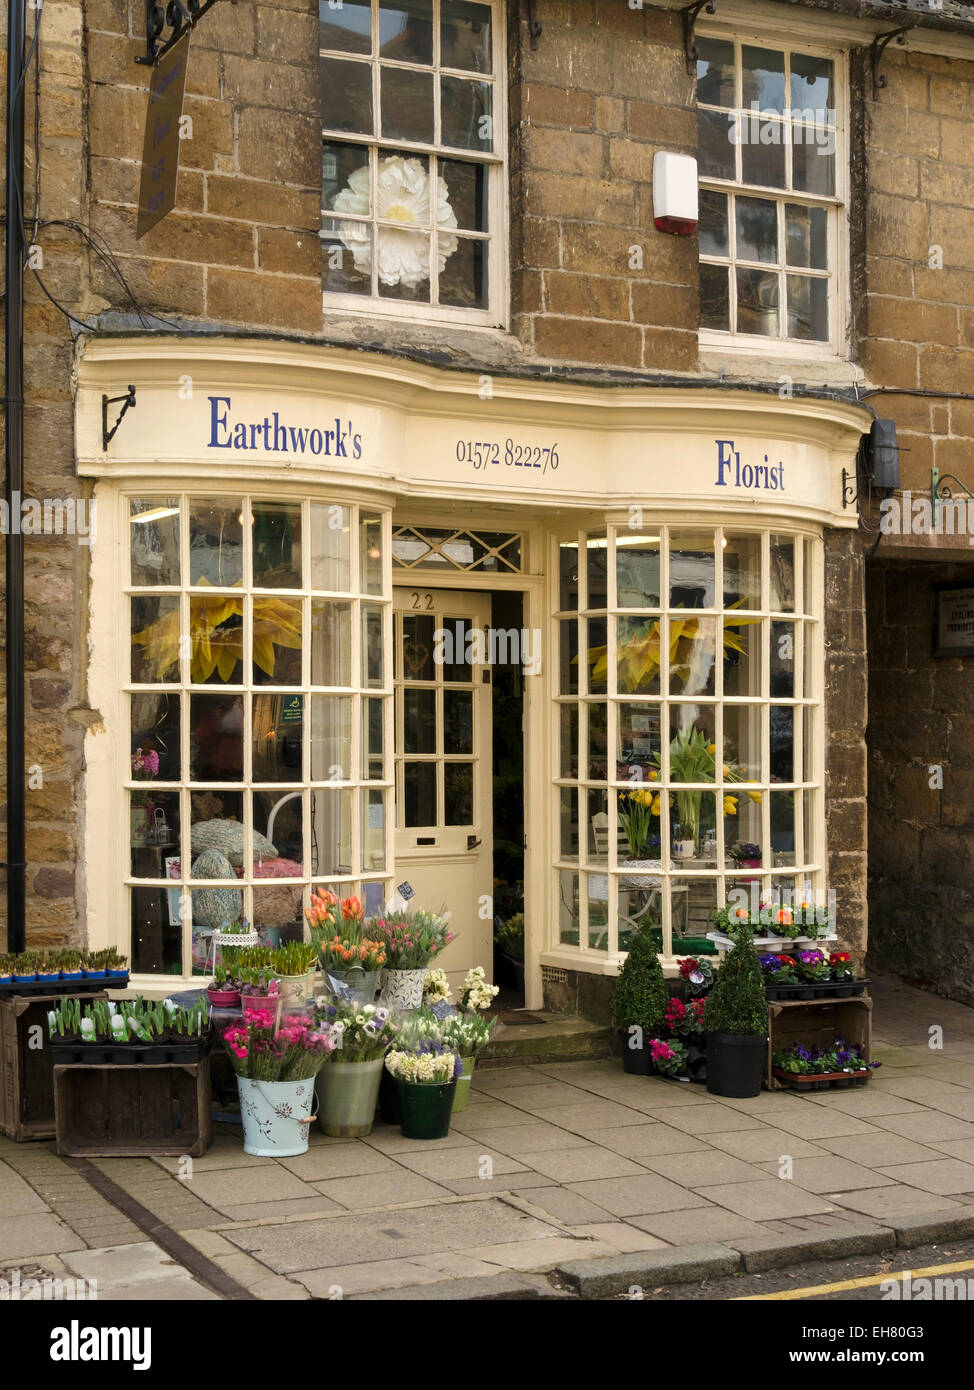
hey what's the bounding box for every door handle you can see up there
[466,835,483,851]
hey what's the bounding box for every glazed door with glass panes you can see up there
[393,587,492,990]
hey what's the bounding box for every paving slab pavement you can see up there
[4,973,974,1298]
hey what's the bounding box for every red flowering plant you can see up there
[677,957,714,995]
[663,996,706,1038]
[649,1037,688,1078]
[222,1011,338,1081]
[829,951,855,982]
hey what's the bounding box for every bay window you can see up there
[126,494,393,978]
[553,523,823,963]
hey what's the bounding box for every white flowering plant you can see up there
[457,966,499,1015]
[441,1012,495,1059]
[423,969,451,1008]
[384,1045,462,1085]
[314,999,398,1062]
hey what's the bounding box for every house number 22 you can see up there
[410,592,434,610]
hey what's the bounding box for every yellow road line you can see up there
[734,1257,974,1300]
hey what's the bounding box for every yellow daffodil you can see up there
[648,769,659,781]
[651,795,661,815]
[706,742,716,755]
[723,795,738,815]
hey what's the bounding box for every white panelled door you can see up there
[393,587,493,992]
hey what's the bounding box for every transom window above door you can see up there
[695,35,846,353]
[319,0,506,326]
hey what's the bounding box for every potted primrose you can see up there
[703,925,768,1098]
[610,921,668,1075]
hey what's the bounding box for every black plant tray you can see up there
[0,975,129,998]
[765,980,869,1002]
[50,1031,212,1066]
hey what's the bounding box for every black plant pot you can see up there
[686,1039,708,1085]
[704,1032,767,1098]
[378,1065,401,1124]
[619,1030,652,1075]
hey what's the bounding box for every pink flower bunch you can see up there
[131,747,159,779]
[649,1039,676,1062]
[222,1012,337,1081]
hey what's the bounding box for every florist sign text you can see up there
[207,396,364,460]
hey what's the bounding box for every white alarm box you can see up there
[653,151,699,235]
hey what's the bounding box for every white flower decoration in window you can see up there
[335,155,460,290]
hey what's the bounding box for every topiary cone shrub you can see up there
[704,925,767,1035]
[611,923,668,1035]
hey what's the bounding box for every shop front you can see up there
[75,338,872,1008]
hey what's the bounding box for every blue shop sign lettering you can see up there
[714,439,785,492]
[207,395,363,460]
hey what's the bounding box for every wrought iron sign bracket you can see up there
[102,386,137,451]
[841,467,860,510]
[525,0,542,51]
[682,0,716,76]
[870,26,911,100]
[136,0,224,67]
[931,466,974,526]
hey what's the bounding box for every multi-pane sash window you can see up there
[319,0,504,324]
[553,526,823,961]
[695,36,843,348]
[125,495,392,978]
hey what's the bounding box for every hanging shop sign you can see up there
[136,33,190,238]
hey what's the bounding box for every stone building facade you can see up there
[0,0,971,1011]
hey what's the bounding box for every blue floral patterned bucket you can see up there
[237,1076,316,1157]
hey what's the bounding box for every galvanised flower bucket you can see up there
[315,1056,384,1137]
[397,1078,457,1140]
[276,970,318,1009]
[380,968,426,1012]
[451,1055,476,1113]
[237,1076,316,1157]
[325,968,380,1005]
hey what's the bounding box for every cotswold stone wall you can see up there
[509,0,697,371]
[861,47,974,497]
[866,558,974,1005]
[0,0,92,950]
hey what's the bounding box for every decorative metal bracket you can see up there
[682,0,716,76]
[525,0,541,51]
[136,0,223,66]
[931,466,974,526]
[841,467,860,510]
[102,386,136,451]
[870,26,911,100]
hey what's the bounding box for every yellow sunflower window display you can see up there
[131,579,302,685]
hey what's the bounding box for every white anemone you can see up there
[335,154,459,289]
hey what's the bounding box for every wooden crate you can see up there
[53,1062,213,1157]
[766,994,872,1091]
[0,992,108,1141]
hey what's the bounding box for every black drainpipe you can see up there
[4,0,27,953]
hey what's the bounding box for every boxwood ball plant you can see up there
[704,926,767,1036]
[611,921,668,1036]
